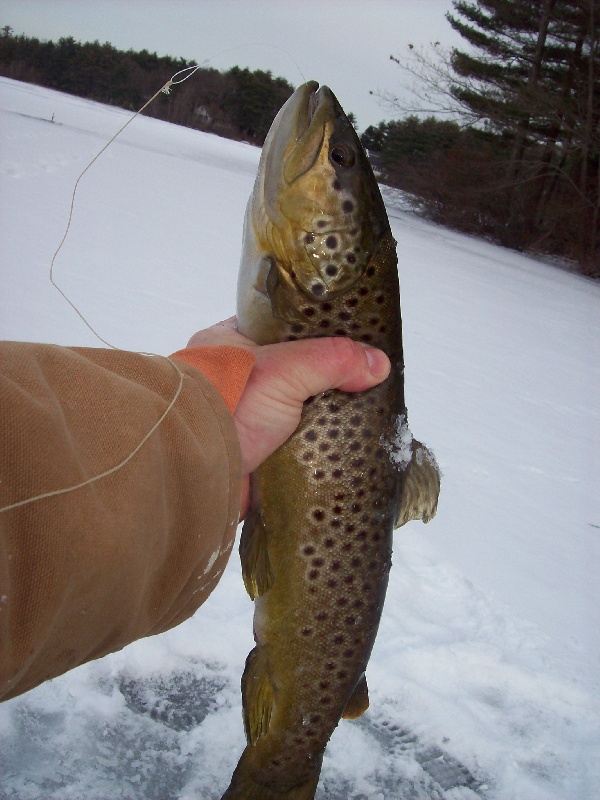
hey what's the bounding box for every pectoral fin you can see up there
[395,440,441,528]
[241,646,274,745]
[239,508,274,599]
[342,673,370,720]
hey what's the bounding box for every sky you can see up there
[0,0,463,130]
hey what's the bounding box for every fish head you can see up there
[238,81,390,340]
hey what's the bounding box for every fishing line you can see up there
[2,44,305,513]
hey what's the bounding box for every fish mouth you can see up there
[283,82,338,185]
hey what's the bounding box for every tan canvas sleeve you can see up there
[0,342,254,702]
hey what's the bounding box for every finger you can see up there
[187,318,255,350]
[254,336,391,400]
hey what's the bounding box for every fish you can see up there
[222,81,440,800]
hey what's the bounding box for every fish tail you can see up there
[221,754,320,800]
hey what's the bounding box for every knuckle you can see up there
[327,336,363,371]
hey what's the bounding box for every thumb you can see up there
[258,336,391,398]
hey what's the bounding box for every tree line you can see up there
[364,0,599,275]
[0,29,294,144]
[1,4,598,274]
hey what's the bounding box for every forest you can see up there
[1,0,598,274]
[0,28,294,145]
[365,0,599,275]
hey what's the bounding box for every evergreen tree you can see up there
[446,0,599,266]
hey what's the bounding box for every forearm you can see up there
[0,342,253,701]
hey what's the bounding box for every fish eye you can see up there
[330,145,355,168]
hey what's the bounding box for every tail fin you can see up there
[221,747,320,800]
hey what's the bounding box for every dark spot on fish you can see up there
[328,429,339,439]
[329,402,340,412]
[346,297,358,308]
[343,649,355,659]
[305,430,317,441]
[319,319,330,328]
[352,504,362,513]
[315,470,325,479]
[353,599,364,608]
[350,228,358,236]
[303,451,314,461]
[342,200,354,213]
[330,561,341,571]
[369,561,379,570]
[334,635,344,645]
[363,583,372,592]
[302,628,312,636]
[309,569,320,579]
[305,729,316,737]
[350,441,360,452]
[358,287,369,296]
[337,597,348,606]
[272,759,282,766]
[325,662,336,671]
[361,334,373,343]
[327,578,338,588]
[332,468,343,478]
[326,265,338,277]
[375,448,385,459]
[317,220,327,228]
[351,558,362,568]
[345,616,356,625]
[356,530,367,540]
[330,519,341,528]
[316,612,328,622]
[345,523,355,532]
[312,558,324,567]
[325,538,335,548]
[334,328,346,336]
[346,254,356,264]
[305,233,315,244]
[337,670,348,680]
[320,696,332,704]
[303,307,316,317]
[366,266,376,277]
[372,532,381,542]
[351,323,361,331]
[304,546,315,555]
[328,454,341,463]
[379,325,387,333]
[333,179,342,191]
[319,442,330,452]
[323,302,333,312]
[333,505,343,514]
[312,283,325,296]
[326,236,338,250]
[313,509,325,521]
[376,294,384,304]
[339,311,351,321]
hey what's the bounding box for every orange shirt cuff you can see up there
[170,346,256,415]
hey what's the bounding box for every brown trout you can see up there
[222,81,440,800]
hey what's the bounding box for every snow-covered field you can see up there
[1,77,599,800]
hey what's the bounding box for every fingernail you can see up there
[364,347,391,379]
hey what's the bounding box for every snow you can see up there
[1,77,599,799]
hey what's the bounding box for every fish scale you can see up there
[222,82,440,800]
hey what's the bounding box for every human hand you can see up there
[188,318,391,519]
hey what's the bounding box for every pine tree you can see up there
[446,0,599,266]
